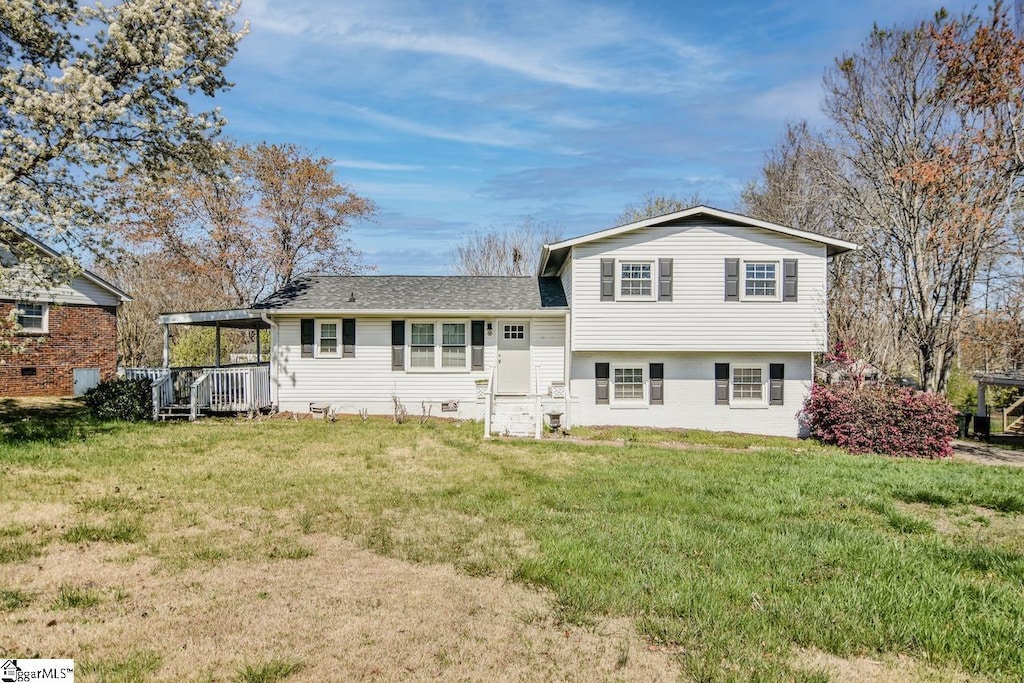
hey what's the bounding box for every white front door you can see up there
[497,321,530,394]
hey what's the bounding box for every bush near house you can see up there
[82,378,152,421]
[803,377,958,458]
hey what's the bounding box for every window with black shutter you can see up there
[649,362,664,404]
[714,362,730,404]
[595,362,610,404]
[391,320,405,370]
[471,320,485,370]
[769,363,785,405]
[300,319,314,358]
[342,318,356,358]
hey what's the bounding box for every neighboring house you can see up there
[149,207,856,436]
[0,230,131,397]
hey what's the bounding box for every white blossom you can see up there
[0,0,248,261]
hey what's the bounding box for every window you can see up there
[16,302,45,332]
[408,321,468,371]
[441,323,466,368]
[410,323,435,368]
[619,262,653,298]
[732,366,765,403]
[503,324,524,339]
[743,262,778,298]
[614,367,644,400]
[318,321,338,356]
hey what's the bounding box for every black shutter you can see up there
[715,362,730,405]
[342,318,356,358]
[595,362,610,404]
[649,362,664,405]
[471,320,485,371]
[769,363,784,405]
[725,259,739,301]
[300,319,314,358]
[658,259,673,301]
[600,259,615,301]
[783,259,798,302]
[391,320,405,370]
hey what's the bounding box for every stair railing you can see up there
[190,372,212,421]
[1002,395,1024,433]
[151,374,172,421]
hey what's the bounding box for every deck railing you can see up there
[125,364,271,420]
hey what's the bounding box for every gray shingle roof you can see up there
[254,276,568,311]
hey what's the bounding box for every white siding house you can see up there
[154,207,856,436]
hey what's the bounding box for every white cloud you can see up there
[333,159,424,171]
[240,0,723,95]
[747,78,827,125]
[334,103,548,150]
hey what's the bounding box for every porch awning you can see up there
[158,309,269,330]
[974,371,1024,388]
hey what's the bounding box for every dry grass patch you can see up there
[794,648,982,682]
[3,536,681,682]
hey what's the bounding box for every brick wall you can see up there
[0,301,118,397]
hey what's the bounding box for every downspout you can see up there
[564,312,572,430]
[259,311,279,411]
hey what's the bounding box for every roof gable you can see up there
[539,205,858,276]
[0,228,131,302]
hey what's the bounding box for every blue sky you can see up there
[217,0,960,274]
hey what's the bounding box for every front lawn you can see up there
[1,407,1022,681]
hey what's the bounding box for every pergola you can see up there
[157,309,270,368]
[973,371,1024,416]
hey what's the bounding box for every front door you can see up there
[497,321,530,394]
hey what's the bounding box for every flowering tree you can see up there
[0,0,247,257]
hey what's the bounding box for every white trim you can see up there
[611,363,647,406]
[730,363,768,406]
[315,319,341,358]
[739,260,781,302]
[405,320,469,372]
[15,301,47,333]
[261,308,568,317]
[539,205,858,275]
[6,227,132,302]
[615,259,656,301]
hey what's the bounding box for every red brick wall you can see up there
[0,301,118,397]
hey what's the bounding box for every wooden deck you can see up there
[125,364,271,420]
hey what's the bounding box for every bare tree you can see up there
[106,141,377,306]
[451,217,561,275]
[96,254,233,367]
[819,6,1024,392]
[742,122,912,374]
[240,143,377,290]
[616,192,708,225]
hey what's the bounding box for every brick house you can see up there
[1,230,130,397]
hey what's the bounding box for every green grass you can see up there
[52,584,101,610]
[79,651,162,681]
[235,659,304,682]
[1,407,1023,680]
[0,537,42,563]
[62,517,145,544]
[0,588,32,611]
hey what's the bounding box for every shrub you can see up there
[802,381,957,458]
[82,378,153,421]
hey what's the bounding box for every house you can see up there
[139,206,856,436]
[0,229,131,397]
